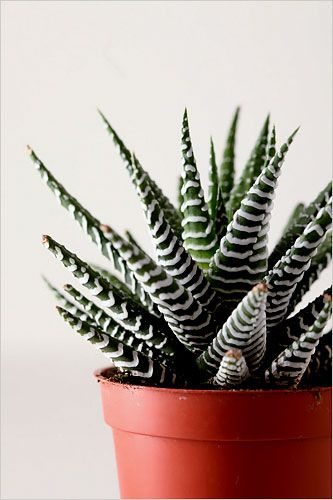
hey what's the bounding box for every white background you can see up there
[1,1,332,499]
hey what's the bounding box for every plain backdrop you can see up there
[1,1,332,499]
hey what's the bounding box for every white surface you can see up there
[1,1,332,499]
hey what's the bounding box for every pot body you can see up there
[95,367,332,499]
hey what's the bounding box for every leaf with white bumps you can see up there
[57,307,181,386]
[209,129,299,302]
[98,110,183,239]
[265,295,332,388]
[130,154,219,314]
[42,235,179,358]
[265,199,332,330]
[219,107,240,205]
[228,114,270,218]
[197,283,267,379]
[180,109,218,269]
[212,349,250,388]
[269,182,332,268]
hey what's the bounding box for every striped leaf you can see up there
[125,230,143,250]
[197,283,267,378]
[32,109,332,389]
[209,138,228,241]
[215,188,228,243]
[63,284,178,366]
[123,232,166,315]
[265,295,332,388]
[265,125,276,168]
[180,109,218,269]
[27,147,154,311]
[301,331,332,387]
[100,225,216,353]
[98,110,183,239]
[92,252,162,318]
[177,175,183,213]
[269,182,332,268]
[57,307,181,386]
[228,115,270,218]
[212,349,250,388]
[283,202,306,234]
[208,138,219,223]
[90,263,140,302]
[268,289,330,357]
[219,107,240,205]
[287,230,332,313]
[130,155,219,314]
[42,276,89,319]
[42,235,179,358]
[265,200,332,330]
[209,129,299,301]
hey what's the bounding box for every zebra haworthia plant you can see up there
[29,108,332,389]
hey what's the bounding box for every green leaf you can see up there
[42,276,89,318]
[125,230,143,250]
[197,283,267,378]
[208,138,219,222]
[27,147,153,309]
[180,109,218,269]
[208,138,228,241]
[209,128,299,302]
[269,182,332,268]
[98,110,183,239]
[301,331,332,387]
[265,125,276,168]
[265,200,332,329]
[100,225,217,354]
[42,235,179,358]
[215,187,228,242]
[131,154,219,314]
[219,107,240,205]
[282,202,306,234]
[268,288,331,357]
[212,348,249,387]
[91,260,161,318]
[265,295,332,388]
[177,175,183,213]
[57,307,181,386]
[228,114,270,218]
[63,284,174,365]
[287,231,332,313]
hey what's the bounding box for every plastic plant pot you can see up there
[95,367,332,499]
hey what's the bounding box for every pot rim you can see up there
[94,365,332,395]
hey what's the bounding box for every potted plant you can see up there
[29,108,332,499]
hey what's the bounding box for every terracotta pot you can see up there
[95,367,332,499]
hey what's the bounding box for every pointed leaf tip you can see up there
[100,224,111,233]
[254,282,268,293]
[291,126,300,138]
[226,348,243,360]
[324,293,332,303]
[97,108,106,120]
[42,235,49,245]
[26,145,33,155]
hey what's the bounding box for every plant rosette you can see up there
[30,108,332,499]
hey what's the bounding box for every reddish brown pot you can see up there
[95,367,332,499]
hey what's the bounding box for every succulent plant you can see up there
[28,108,332,389]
